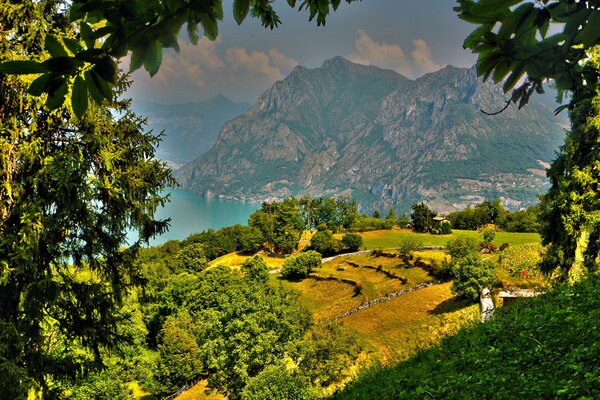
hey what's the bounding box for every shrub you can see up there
[397,236,424,260]
[441,220,452,234]
[353,282,363,295]
[242,255,270,283]
[341,233,363,252]
[281,251,322,280]
[309,230,341,256]
[241,364,315,400]
[480,227,496,244]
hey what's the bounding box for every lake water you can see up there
[128,189,260,246]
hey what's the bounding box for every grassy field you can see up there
[341,282,479,364]
[274,252,438,321]
[356,228,540,249]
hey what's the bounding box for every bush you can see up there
[341,233,363,252]
[441,220,452,234]
[480,227,496,244]
[281,251,322,279]
[397,236,424,260]
[241,364,316,400]
[309,230,342,256]
[445,235,480,259]
[242,255,270,283]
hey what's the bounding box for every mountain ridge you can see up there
[176,57,565,213]
[133,95,250,166]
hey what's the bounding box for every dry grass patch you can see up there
[208,252,286,270]
[174,380,225,400]
[274,278,362,321]
[341,282,478,364]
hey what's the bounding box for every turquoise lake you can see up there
[128,189,260,246]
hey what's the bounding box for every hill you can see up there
[334,275,600,399]
[175,57,565,213]
[133,95,250,167]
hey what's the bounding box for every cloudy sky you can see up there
[128,0,478,104]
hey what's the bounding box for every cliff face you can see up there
[176,57,565,213]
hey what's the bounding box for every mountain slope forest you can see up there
[176,57,566,213]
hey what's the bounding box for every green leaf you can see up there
[0,60,47,75]
[27,73,52,96]
[63,37,84,55]
[89,70,112,101]
[129,46,146,72]
[143,41,162,77]
[200,14,218,40]
[287,0,297,6]
[94,57,117,83]
[503,65,525,93]
[492,59,512,83]
[80,21,95,49]
[234,0,250,25]
[71,75,88,118]
[46,79,68,110]
[45,35,68,58]
[331,0,341,11]
[84,70,105,104]
[43,56,81,75]
[576,11,600,48]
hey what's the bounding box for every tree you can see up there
[0,0,359,116]
[309,229,341,256]
[455,0,600,112]
[411,202,436,233]
[295,322,363,389]
[154,312,203,394]
[281,251,322,280]
[450,255,498,301]
[445,236,480,260]
[0,2,173,397]
[540,91,600,281]
[176,243,209,272]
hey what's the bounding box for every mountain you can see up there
[133,95,250,167]
[175,57,566,213]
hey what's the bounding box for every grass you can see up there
[334,276,600,400]
[129,382,157,400]
[357,228,540,249]
[275,277,362,320]
[208,251,286,270]
[274,252,438,321]
[174,380,225,400]
[340,282,479,364]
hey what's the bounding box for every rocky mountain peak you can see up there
[176,58,564,213]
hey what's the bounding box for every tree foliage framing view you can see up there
[1,1,173,398]
[3,0,600,397]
